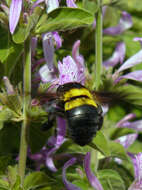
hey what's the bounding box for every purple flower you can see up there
[62,157,81,190]
[116,134,138,149]
[84,152,104,190]
[3,76,15,95]
[117,49,142,73]
[46,0,59,13]
[29,118,66,172]
[42,32,55,71]
[66,0,77,8]
[103,42,126,68]
[9,0,22,34]
[52,31,62,49]
[103,11,133,36]
[128,153,142,190]
[133,37,142,47]
[58,55,85,85]
[116,113,142,132]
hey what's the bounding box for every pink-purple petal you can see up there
[84,152,104,190]
[116,134,138,149]
[133,37,142,47]
[58,56,78,85]
[117,118,142,132]
[103,42,126,68]
[128,153,142,190]
[66,0,77,8]
[31,0,44,11]
[116,70,142,83]
[72,40,85,84]
[31,37,38,57]
[42,32,55,71]
[9,0,22,34]
[117,49,142,73]
[62,157,81,190]
[116,113,136,128]
[46,0,59,13]
[52,31,62,49]
[103,11,132,36]
[39,64,57,83]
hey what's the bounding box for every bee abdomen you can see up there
[66,105,103,146]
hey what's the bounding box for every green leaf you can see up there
[29,123,52,153]
[0,156,12,175]
[117,84,142,106]
[109,141,128,160]
[24,172,50,190]
[83,0,98,14]
[35,7,94,34]
[98,169,125,190]
[73,180,90,190]
[91,131,111,156]
[111,128,136,140]
[12,7,42,43]
[7,165,18,187]
[0,179,9,190]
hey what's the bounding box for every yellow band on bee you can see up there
[65,97,97,111]
[63,88,94,101]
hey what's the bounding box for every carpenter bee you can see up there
[39,82,103,146]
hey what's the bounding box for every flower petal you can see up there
[45,147,58,172]
[116,113,136,127]
[116,134,138,149]
[117,49,142,73]
[103,11,132,36]
[42,32,55,71]
[52,31,62,49]
[133,37,142,47]
[115,70,142,83]
[119,120,142,132]
[31,0,44,11]
[103,42,126,68]
[9,0,22,34]
[46,0,59,13]
[72,40,85,84]
[84,152,103,190]
[66,0,77,8]
[39,64,57,83]
[31,37,38,57]
[58,56,78,85]
[129,153,142,183]
[62,157,81,190]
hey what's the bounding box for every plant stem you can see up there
[95,0,103,90]
[18,38,31,183]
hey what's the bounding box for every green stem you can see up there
[18,38,31,183]
[95,0,103,90]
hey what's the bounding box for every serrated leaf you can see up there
[83,0,98,14]
[0,179,9,190]
[24,172,51,190]
[98,169,125,190]
[109,141,128,160]
[35,7,94,34]
[91,131,111,156]
[0,108,14,123]
[29,123,52,153]
[0,93,22,117]
[117,84,142,106]
[7,165,18,188]
[12,7,42,43]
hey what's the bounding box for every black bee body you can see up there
[56,82,103,146]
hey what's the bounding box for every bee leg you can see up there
[41,106,65,131]
[40,113,54,131]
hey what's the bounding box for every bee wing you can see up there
[37,92,59,105]
[92,91,127,105]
